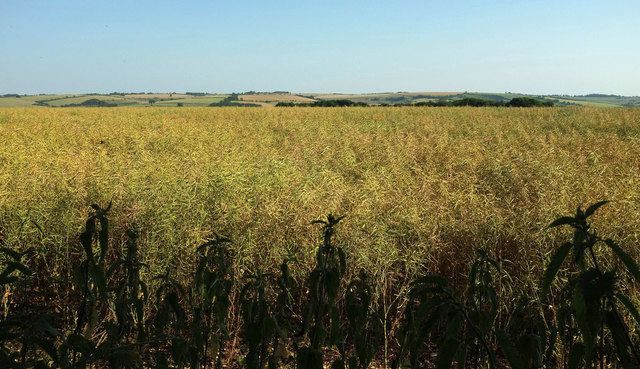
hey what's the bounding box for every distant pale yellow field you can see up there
[124,93,192,99]
[239,94,316,102]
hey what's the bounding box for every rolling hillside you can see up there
[2,91,639,107]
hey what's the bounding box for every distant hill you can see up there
[1,91,639,107]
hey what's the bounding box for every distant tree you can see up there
[507,97,553,107]
[61,98,117,107]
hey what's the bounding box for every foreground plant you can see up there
[394,248,499,369]
[540,201,640,368]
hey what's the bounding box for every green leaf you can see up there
[98,216,109,263]
[605,239,640,286]
[79,231,94,263]
[325,269,340,301]
[615,293,640,328]
[0,276,18,285]
[436,339,459,369]
[36,319,62,336]
[89,267,107,296]
[518,334,542,368]
[496,329,524,369]
[584,200,610,218]
[547,216,576,229]
[541,242,572,298]
[455,344,467,369]
[331,359,345,369]
[66,333,95,355]
[567,342,585,369]
[33,337,58,362]
[329,306,343,347]
[5,261,33,276]
[604,310,634,368]
[0,247,22,260]
[413,275,449,287]
[572,286,593,355]
[106,260,126,279]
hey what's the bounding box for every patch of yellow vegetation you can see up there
[1,106,639,286]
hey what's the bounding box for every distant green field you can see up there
[0,95,82,107]
[463,92,533,102]
[44,95,131,107]
[547,98,618,108]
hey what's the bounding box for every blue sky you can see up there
[2,0,639,95]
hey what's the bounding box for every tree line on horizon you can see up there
[276,97,554,108]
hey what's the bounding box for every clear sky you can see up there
[2,0,639,95]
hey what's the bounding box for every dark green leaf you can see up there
[604,310,634,368]
[496,329,524,369]
[66,333,95,355]
[455,344,467,369]
[0,276,18,285]
[325,270,339,301]
[6,261,33,276]
[567,342,585,369]
[0,247,22,260]
[33,337,58,362]
[331,359,345,369]
[584,200,610,218]
[547,216,576,229]
[36,320,61,336]
[615,293,640,328]
[413,275,448,287]
[436,339,459,369]
[572,286,593,354]
[541,242,572,298]
[605,239,640,286]
[89,267,107,295]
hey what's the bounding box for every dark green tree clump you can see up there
[209,93,259,107]
[276,99,368,107]
[62,99,118,107]
[506,97,554,107]
[277,97,554,108]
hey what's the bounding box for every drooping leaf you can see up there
[455,343,467,369]
[496,329,524,369]
[35,319,62,336]
[567,342,585,369]
[4,261,32,276]
[572,285,593,355]
[66,333,95,355]
[604,310,635,368]
[547,216,576,229]
[584,200,610,218]
[541,242,572,298]
[0,247,22,260]
[0,276,18,285]
[33,337,58,363]
[605,239,640,286]
[615,293,640,329]
[331,358,345,369]
[98,216,109,263]
[435,339,459,369]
